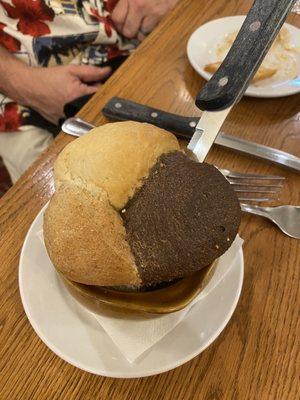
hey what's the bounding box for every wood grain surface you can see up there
[0,0,299,399]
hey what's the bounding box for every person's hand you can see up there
[16,64,111,123]
[112,0,178,41]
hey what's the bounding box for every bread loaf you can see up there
[44,121,241,287]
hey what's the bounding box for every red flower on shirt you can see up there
[0,0,54,37]
[0,103,22,131]
[90,7,114,37]
[106,44,128,60]
[0,22,20,51]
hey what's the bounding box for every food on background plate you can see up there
[204,27,299,83]
[204,61,277,83]
[43,122,241,299]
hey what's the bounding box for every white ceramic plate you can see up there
[187,15,300,98]
[19,206,244,378]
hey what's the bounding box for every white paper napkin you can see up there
[38,230,243,363]
[90,235,243,363]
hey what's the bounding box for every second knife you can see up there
[100,97,300,172]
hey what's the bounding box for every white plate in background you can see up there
[187,16,300,98]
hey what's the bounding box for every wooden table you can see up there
[0,0,299,398]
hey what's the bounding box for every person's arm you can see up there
[0,45,29,103]
[112,0,179,41]
[0,45,111,124]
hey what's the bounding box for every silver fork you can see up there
[220,169,300,239]
[220,168,285,203]
[241,204,300,239]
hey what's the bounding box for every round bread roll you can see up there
[44,121,241,287]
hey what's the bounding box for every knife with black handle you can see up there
[196,0,296,111]
[100,96,300,172]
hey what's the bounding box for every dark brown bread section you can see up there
[121,151,241,285]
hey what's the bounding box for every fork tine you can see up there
[228,181,283,187]
[226,172,285,180]
[227,178,284,189]
[229,181,283,192]
[237,196,278,202]
[234,187,280,193]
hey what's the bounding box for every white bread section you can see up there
[54,121,179,210]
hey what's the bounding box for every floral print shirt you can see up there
[0,0,136,132]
